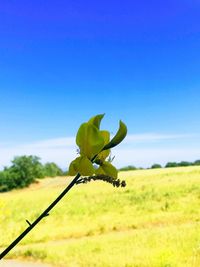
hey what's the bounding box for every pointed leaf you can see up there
[96,131,110,162]
[88,114,105,129]
[68,157,81,176]
[96,162,118,179]
[76,122,105,159]
[103,120,127,150]
[101,162,118,179]
[78,156,95,176]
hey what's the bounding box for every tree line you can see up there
[1,155,200,192]
[0,155,65,192]
[119,159,200,171]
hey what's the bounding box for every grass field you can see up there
[1,166,200,267]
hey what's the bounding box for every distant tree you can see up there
[0,155,44,192]
[0,155,66,192]
[194,160,200,166]
[43,162,63,177]
[119,165,137,171]
[0,171,12,192]
[165,162,178,168]
[177,161,191,167]
[151,163,162,169]
[11,155,45,180]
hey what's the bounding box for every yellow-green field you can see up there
[1,166,200,266]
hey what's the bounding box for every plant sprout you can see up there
[0,114,127,260]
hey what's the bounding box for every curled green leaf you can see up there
[103,120,127,151]
[88,114,105,129]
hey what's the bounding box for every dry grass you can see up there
[1,166,200,266]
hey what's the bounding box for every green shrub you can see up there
[0,155,44,192]
[119,165,137,171]
[43,162,63,177]
[0,155,66,192]
[151,164,162,169]
[165,162,178,168]
[177,161,191,167]
[194,160,200,166]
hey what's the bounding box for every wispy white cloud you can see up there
[0,133,199,169]
[0,137,77,170]
[123,133,195,144]
[20,137,76,149]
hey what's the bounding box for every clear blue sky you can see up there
[0,1,200,168]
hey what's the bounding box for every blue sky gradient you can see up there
[0,1,200,168]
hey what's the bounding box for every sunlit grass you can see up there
[1,166,200,266]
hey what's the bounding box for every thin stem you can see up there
[0,147,111,259]
[0,173,80,260]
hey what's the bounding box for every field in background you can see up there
[1,166,200,266]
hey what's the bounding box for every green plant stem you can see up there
[0,173,80,260]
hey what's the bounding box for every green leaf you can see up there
[96,161,118,179]
[68,156,95,176]
[100,130,110,144]
[103,120,127,150]
[76,122,105,159]
[68,157,81,176]
[95,166,106,176]
[102,162,118,179]
[95,131,110,162]
[78,156,95,176]
[88,114,105,129]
